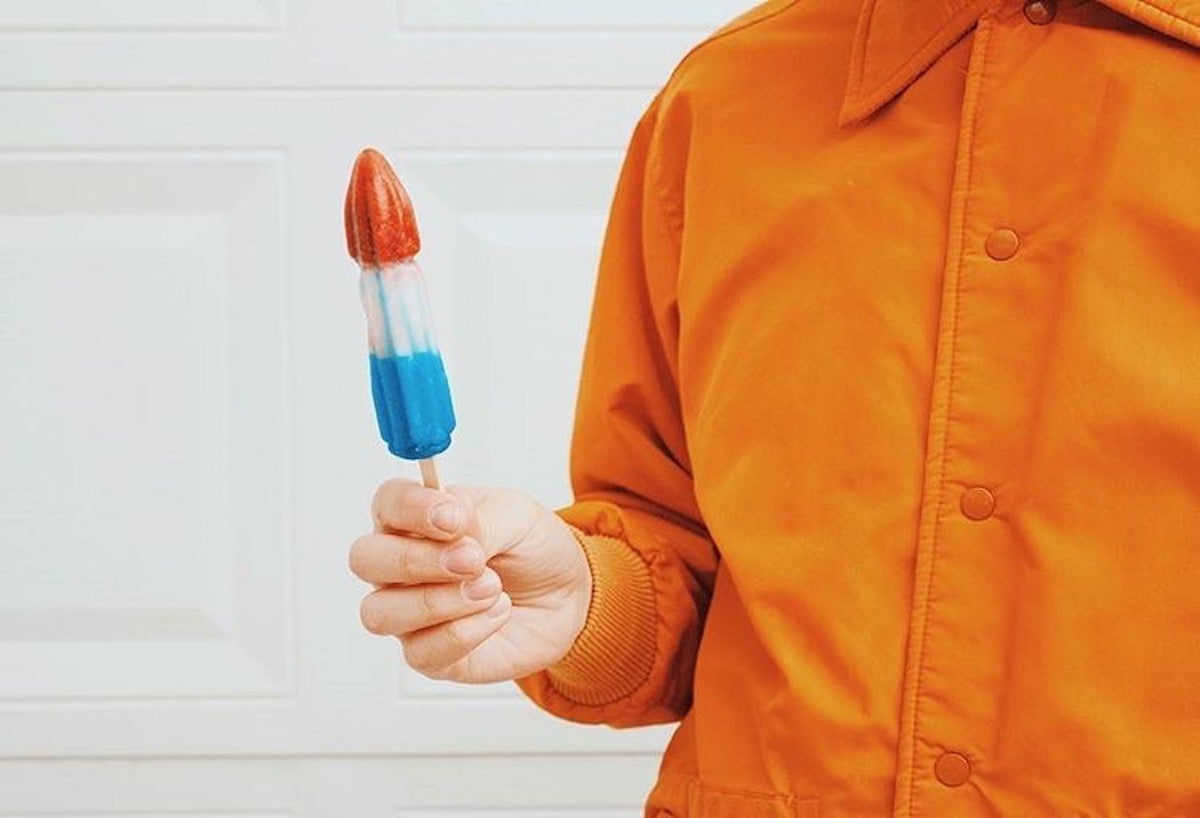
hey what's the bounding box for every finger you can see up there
[349,532,486,584]
[359,570,503,637]
[401,592,513,676]
[372,478,470,541]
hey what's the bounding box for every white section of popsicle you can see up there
[359,261,440,359]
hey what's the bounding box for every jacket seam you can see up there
[651,1,804,238]
[1131,0,1200,32]
[904,15,994,818]
[646,110,684,239]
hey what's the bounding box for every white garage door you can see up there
[0,0,751,815]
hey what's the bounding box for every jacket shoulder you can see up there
[707,0,802,44]
[666,0,804,90]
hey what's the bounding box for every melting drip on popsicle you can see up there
[345,148,456,468]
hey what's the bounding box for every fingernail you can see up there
[440,543,483,576]
[462,571,501,601]
[486,593,512,619]
[430,502,463,533]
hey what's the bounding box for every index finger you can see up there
[372,478,470,541]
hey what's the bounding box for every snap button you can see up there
[935,752,972,787]
[960,487,996,521]
[985,228,1020,261]
[1024,0,1057,25]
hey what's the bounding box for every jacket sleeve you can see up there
[515,92,719,727]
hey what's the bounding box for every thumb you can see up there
[446,485,543,561]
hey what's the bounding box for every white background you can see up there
[0,1,749,815]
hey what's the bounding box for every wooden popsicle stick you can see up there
[419,458,441,491]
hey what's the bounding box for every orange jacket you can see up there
[517,0,1200,815]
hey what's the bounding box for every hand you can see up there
[349,479,593,684]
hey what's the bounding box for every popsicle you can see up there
[345,148,455,489]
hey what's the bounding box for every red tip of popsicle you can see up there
[345,148,421,267]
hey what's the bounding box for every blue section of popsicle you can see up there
[368,351,456,459]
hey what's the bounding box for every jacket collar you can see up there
[839,0,1200,125]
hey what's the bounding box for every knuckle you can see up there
[347,536,371,578]
[359,596,389,635]
[419,586,441,621]
[496,486,531,511]
[369,482,391,522]
[392,543,415,581]
[443,617,470,653]
[424,663,454,681]
[400,638,437,676]
[487,488,539,540]
[372,479,415,525]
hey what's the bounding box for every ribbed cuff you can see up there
[546,527,657,707]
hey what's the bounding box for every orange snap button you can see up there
[1024,0,1057,25]
[961,487,996,521]
[936,752,972,787]
[985,228,1020,261]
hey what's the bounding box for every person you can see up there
[347,0,1200,814]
